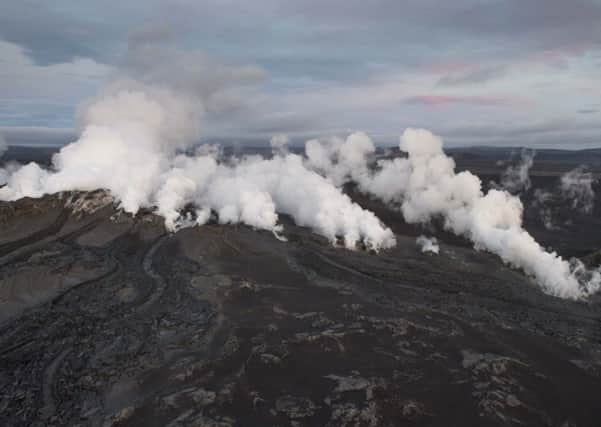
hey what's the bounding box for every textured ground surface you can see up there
[1,150,601,426]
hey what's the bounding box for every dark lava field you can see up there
[1,148,601,427]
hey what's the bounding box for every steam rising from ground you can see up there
[533,189,556,230]
[155,151,397,250]
[0,102,395,252]
[416,236,439,254]
[560,166,596,214]
[305,129,600,299]
[0,36,395,251]
[1,122,599,297]
[532,166,596,230]
[498,149,535,193]
[0,36,598,298]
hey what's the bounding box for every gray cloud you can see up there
[447,0,601,49]
[437,65,507,86]
[0,127,76,146]
[403,94,517,107]
[5,1,600,69]
[285,0,601,60]
[0,1,600,149]
[0,2,111,64]
[128,23,173,48]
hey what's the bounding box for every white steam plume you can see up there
[0,30,597,297]
[416,236,439,254]
[0,80,202,212]
[305,132,375,187]
[497,149,535,193]
[531,166,596,229]
[306,128,600,299]
[270,134,290,156]
[532,189,556,230]
[560,166,596,214]
[0,37,395,251]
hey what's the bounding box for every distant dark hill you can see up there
[1,145,59,166]
[4,144,601,170]
[447,146,601,165]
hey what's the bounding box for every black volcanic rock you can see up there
[1,145,601,426]
[0,191,600,427]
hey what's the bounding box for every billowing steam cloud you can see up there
[416,236,440,254]
[0,140,396,250]
[0,34,598,298]
[303,129,600,299]
[154,151,397,250]
[305,132,375,187]
[0,36,395,252]
[497,149,535,193]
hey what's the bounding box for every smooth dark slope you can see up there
[0,191,600,427]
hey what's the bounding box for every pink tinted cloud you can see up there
[528,42,592,65]
[428,42,593,77]
[404,94,531,108]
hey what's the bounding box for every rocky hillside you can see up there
[0,192,600,426]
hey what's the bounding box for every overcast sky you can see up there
[1,0,600,148]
